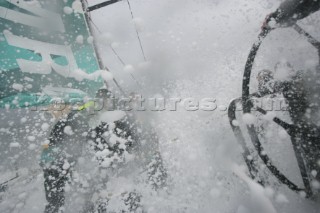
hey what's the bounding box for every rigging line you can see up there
[110,45,126,65]
[126,0,147,61]
[88,15,126,66]
[109,44,144,90]
[88,16,126,66]
[87,15,102,34]
[109,45,142,90]
[88,4,142,94]
[104,66,127,96]
[88,16,144,91]
[0,174,19,187]
[110,44,144,90]
[86,16,127,95]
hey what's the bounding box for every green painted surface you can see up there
[0,0,103,108]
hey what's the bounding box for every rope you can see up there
[104,66,127,95]
[87,16,144,91]
[0,174,19,187]
[110,45,126,65]
[126,0,147,61]
[86,16,127,95]
[109,44,143,90]
[88,15,102,33]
